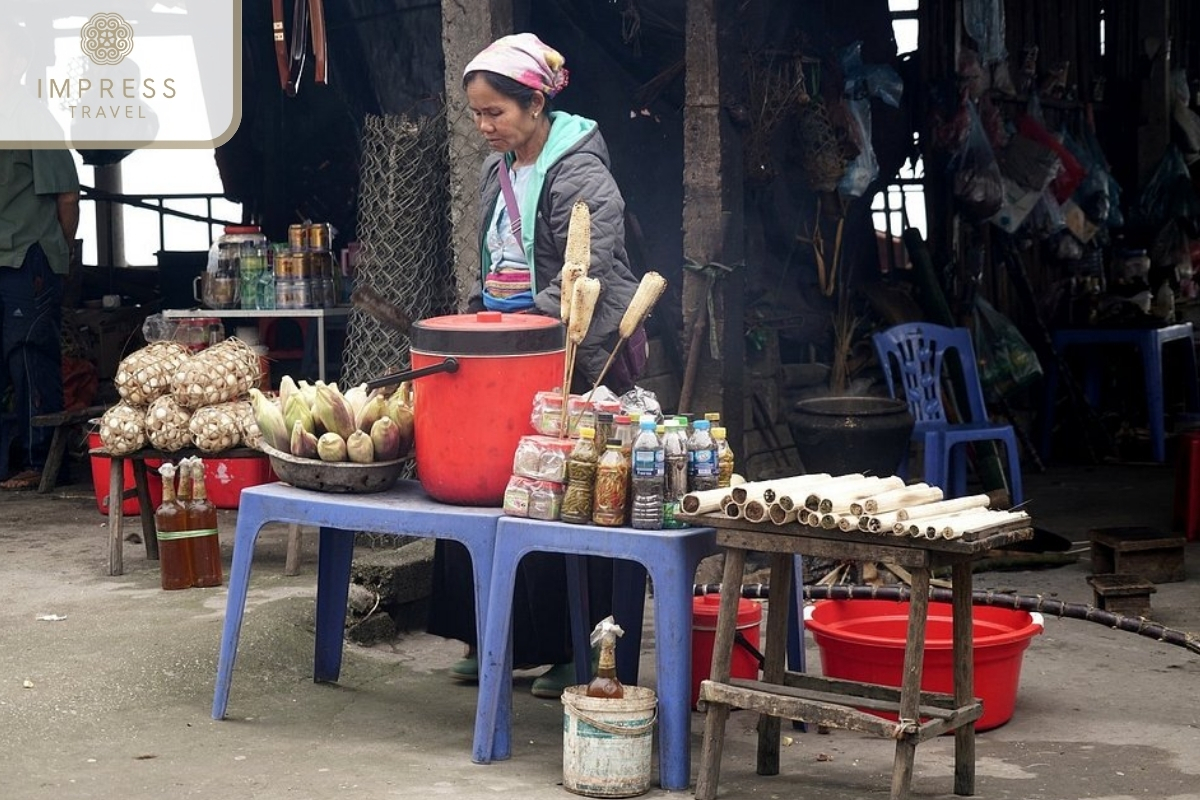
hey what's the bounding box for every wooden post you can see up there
[1136,0,1172,186]
[681,0,728,416]
[441,0,513,309]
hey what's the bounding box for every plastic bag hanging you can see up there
[836,42,903,198]
[963,0,1008,66]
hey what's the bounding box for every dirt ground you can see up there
[1,462,1198,799]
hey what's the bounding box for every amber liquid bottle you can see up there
[155,463,193,590]
[188,458,223,588]
[586,633,624,699]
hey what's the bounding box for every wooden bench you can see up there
[31,405,108,493]
[1088,526,1186,584]
[1086,573,1157,617]
[90,446,270,576]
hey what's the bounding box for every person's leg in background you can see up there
[1,243,63,490]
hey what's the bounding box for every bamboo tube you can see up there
[891,522,922,537]
[865,510,905,533]
[799,473,869,511]
[796,508,813,526]
[856,483,944,515]
[895,494,991,521]
[680,487,731,515]
[837,515,860,532]
[743,500,769,523]
[857,515,872,532]
[722,500,742,519]
[814,475,905,513]
[933,509,1031,540]
[759,473,834,504]
[730,482,771,506]
[769,504,798,525]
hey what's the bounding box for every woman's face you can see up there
[465,75,543,155]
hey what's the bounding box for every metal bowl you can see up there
[260,443,410,494]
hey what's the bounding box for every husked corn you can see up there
[618,271,667,338]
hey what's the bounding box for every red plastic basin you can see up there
[88,431,163,516]
[805,599,1043,731]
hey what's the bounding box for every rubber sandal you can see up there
[0,470,41,491]
[449,656,478,682]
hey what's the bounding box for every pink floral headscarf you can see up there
[463,33,569,98]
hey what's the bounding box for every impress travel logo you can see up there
[2,2,241,148]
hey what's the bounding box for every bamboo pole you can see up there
[896,494,991,521]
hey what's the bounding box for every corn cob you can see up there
[559,263,586,322]
[618,272,667,338]
[564,200,591,267]
[568,277,601,345]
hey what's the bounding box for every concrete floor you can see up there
[1,460,1198,799]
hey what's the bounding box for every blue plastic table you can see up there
[1041,323,1199,463]
[210,481,506,756]
[472,516,717,791]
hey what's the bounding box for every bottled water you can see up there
[662,418,689,528]
[630,418,664,529]
[687,419,719,492]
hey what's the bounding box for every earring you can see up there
[533,111,540,119]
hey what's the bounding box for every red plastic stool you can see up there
[1172,430,1200,541]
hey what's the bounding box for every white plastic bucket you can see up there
[561,685,657,798]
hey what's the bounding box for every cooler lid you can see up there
[411,311,564,355]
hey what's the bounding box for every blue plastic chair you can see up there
[473,517,716,791]
[873,322,1023,504]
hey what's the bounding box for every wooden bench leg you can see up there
[108,457,125,576]
[132,459,158,561]
[696,546,747,800]
[952,561,976,796]
[756,550,793,776]
[284,523,303,576]
[890,565,930,800]
[37,424,70,494]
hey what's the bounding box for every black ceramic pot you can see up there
[787,396,915,477]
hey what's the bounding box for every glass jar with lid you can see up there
[197,225,268,310]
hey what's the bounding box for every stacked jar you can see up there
[202,226,268,310]
[275,222,339,309]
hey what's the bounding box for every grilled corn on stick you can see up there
[560,263,587,322]
[558,277,601,433]
[583,271,668,399]
[618,272,667,338]
[568,277,601,346]
[564,201,591,267]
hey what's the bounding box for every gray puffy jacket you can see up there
[467,112,639,388]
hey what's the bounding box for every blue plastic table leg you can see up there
[314,526,355,682]
[474,518,716,791]
[212,499,264,720]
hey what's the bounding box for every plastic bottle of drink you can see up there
[592,440,629,526]
[713,426,736,489]
[687,419,719,492]
[630,418,664,529]
[704,411,721,428]
[662,418,689,528]
[155,463,193,590]
[560,427,599,524]
[187,458,223,588]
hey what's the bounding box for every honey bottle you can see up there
[586,616,625,699]
[187,458,224,588]
[155,463,193,590]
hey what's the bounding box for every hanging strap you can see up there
[309,0,328,85]
[270,0,290,92]
[496,162,525,255]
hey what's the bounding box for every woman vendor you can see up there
[426,32,646,697]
